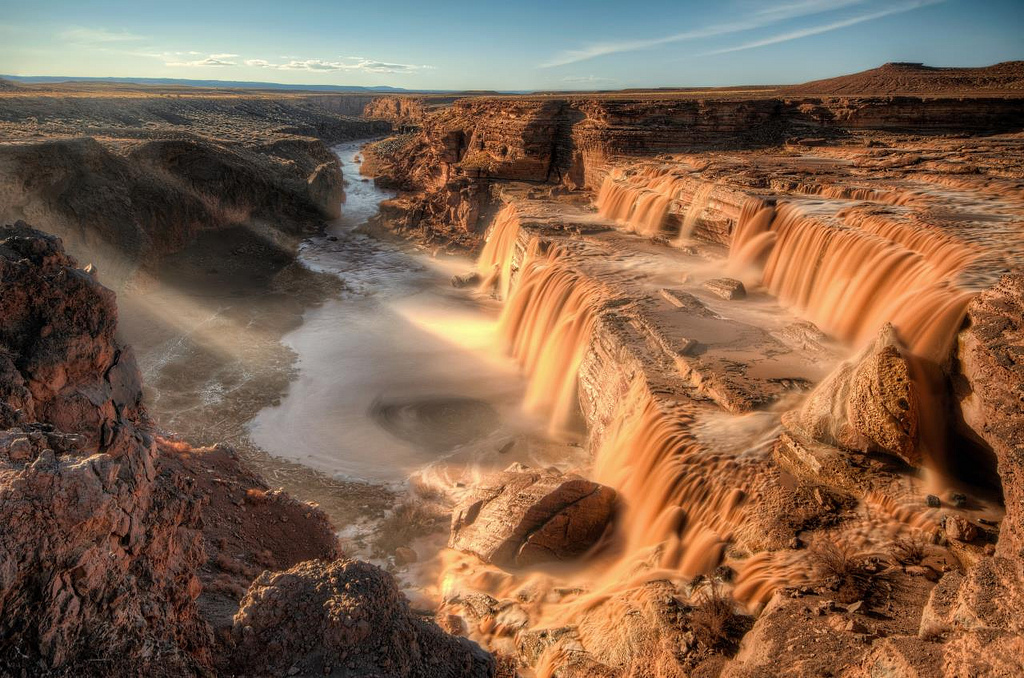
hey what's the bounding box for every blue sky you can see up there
[0,0,1021,90]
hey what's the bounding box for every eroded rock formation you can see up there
[0,224,211,673]
[365,69,1024,676]
[954,274,1024,562]
[787,323,920,465]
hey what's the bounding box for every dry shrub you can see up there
[690,586,748,656]
[372,500,449,558]
[807,539,893,604]
[207,573,248,599]
[215,553,253,577]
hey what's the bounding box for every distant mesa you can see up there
[788,60,1024,96]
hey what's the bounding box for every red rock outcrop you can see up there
[786,323,920,466]
[0,222,144,448]
[954,274,1024,562]
[156,441,343,651]
[0,223,212,674]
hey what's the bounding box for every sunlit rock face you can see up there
[954,274,1024,562]
[449,464,616,568]
[0,223,144,448]
[787,324,920,465]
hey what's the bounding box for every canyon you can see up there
[1,61,1023,677]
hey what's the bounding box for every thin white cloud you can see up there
[703,0,943,55]
[540,0,872,67]
[246,56,431,74]
[61,26,146,44]
[166,53,239,67]
[752,0,865,19]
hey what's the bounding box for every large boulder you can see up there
[231,559,494,677]
[449,464,616,568]
[787,323,920,465]
[920,557,1024,638]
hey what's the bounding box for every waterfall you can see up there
[496,238,603,437]
[729,201,976,361]
[477,203,521,299]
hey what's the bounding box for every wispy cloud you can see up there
[246,56,432,74]
[702,0,943,55]
[540,0,890,67]
[166,53,239,67]
[61,26,146,44]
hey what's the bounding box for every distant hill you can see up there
[0,75,418,93]
[788,61,1024,96]
[0,78,19,91]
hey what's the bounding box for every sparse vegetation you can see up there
[372,499,450,558]
[807,539,894,605]
[690,586,749,656]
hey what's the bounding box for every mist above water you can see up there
[248,143,547,483]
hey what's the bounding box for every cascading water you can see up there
[446,177,994,662]
[728,201,976,361]
[596,168,680,237]
[674,181,716,244]
[465,207,795,615]
[477,203,521,299]
[496,238,603,437]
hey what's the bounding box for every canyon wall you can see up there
[370,93,1024,249]
[0,93,389,283]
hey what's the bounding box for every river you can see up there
[248,141,558,485]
